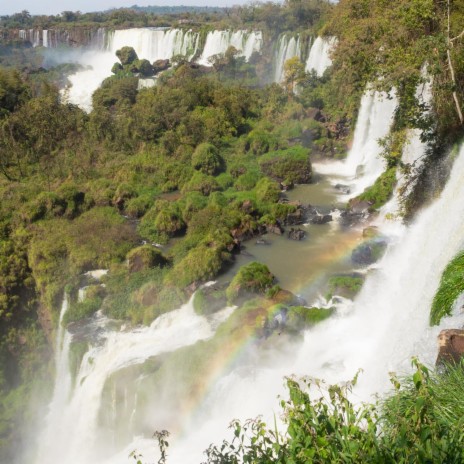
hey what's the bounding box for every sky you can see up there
[1,1,252,16]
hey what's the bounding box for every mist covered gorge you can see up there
[0,1,464,463]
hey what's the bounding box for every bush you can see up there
[126,245,167,273]
[356,167,397,210]
[191,143,223,176]
[259,146,312,183]
[205,361,464,463]
[226,262,275,304]
[168,244,227,288]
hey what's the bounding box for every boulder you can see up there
[126,245,167,273]
[288,228,305,241]
[266,222,284,235]
[335,183,351,195]
[256,238,269,245]
[351,239,387,265]
[436,329,464,366]
[116,46,138,65]
[286,208,305,226]
[310,214,333,225]
[153,59,170,74]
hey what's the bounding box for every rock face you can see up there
[436,329,464,366]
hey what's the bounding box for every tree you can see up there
[283,56,305,95]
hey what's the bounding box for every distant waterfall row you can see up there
[19,27,334,82]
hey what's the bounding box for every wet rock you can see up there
[152,59,170,74]
[288,228,306,241]
[256,238,270,245]
[339,210,364,228]
[335,184,351,195]
[266,222,284,235]
[436,329,464,366]
[310,214,333,225]
[286,208,305,226]
[351,239,387,265]
[349,199,373,214]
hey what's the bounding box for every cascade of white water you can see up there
[64,28,201,111]
[19,29,27,40]
[315,88,397,198]
[43,30,49,48]
[305,36,336,76]
[197,30,263,66]
[273,34,302,82]
[109,28,200,62]
[35,294,234,464]
[36,295,73,463]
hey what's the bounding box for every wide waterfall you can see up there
[108,29,201,61]
[273,34,302,82]
[198,30,263,65]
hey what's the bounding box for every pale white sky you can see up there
[2,1,252,16]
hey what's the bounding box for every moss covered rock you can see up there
[126,245,167,273]
[116,46,138,66]
[193,285,228,316]
[226,262,275,304]
[326,274,364,300]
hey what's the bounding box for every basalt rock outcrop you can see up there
[436,329,464,367]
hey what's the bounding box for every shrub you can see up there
[226,262,275,304]
[126,245,167,273]
[357,167,397,209]
[259,146,312,183]
[191,143,223,176]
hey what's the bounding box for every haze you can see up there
[1,1,252,16]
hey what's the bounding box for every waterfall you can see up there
[36,295,72,463]
[305,36,336,77]
[43,30,49,48]
[64,28,202,111]
[197,30,263,66]
[315,88,398,198]
[273,34,302,82]
[108,28,201,61]
[35,295,233,464]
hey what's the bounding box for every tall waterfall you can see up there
[305,36,335,76]
[36,295,72,463]
[315,88,398,198]
[35,295,233,464]
[273,34,302,82]
[198,30,263,65]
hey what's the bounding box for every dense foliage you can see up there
[204,361,464,464]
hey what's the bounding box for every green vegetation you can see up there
[356,168,397,210]
[327,274,364,300]
[193,286,227,316]
[205,360,464,463]
[259,146,312,184]
[226,262,275,304]
[431,252,464,326]
[286,305,334,332]
[0,0,463,460]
